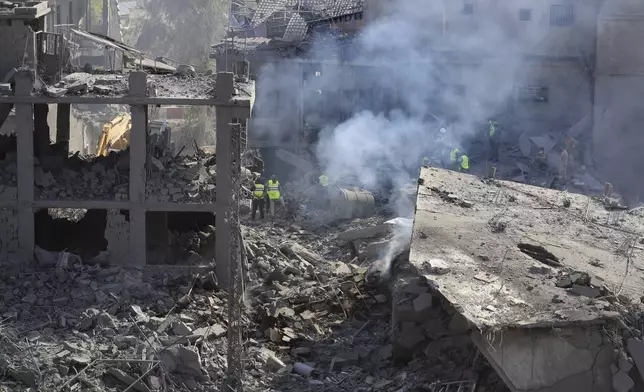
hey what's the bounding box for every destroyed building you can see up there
[214,0,644,202]
[0,1,255,281]
[405,166,644,392]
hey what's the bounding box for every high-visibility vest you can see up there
[489,122,496,137]
[253,183,264,199]
[267,180,280,200]
[319,175,329,187]
[460,155,470,170]
[450,148,459,163]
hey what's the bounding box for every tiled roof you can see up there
[282,13,307,41]
[250,0,288,27]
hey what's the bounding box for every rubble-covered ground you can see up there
[0,214,510,392]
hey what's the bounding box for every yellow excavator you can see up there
[95,113,172,157]
[95,113,132,156]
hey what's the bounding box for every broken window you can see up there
[519,9,532,21]
[517,86,549,103]
[462,3,475,15]
[550,5,574,26]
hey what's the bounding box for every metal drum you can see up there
[330,188,375,219]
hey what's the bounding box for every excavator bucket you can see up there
[96,113,132,156]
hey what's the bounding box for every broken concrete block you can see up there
[172,321,192,336]
[448,313,471,333]
[627,338,644,384]
[107,368,151,392]
[374,294,387,303]
[336,224,390,241]
[612,371,634,392]
[397,322,425,349]
[332,352,360,369]
[413,293,433,312]
[426,258,450,275]
[96,312,117,329]
[569,284,600,298]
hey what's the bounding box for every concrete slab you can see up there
[410,167,643,329]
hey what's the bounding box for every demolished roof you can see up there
[410,167,644,330]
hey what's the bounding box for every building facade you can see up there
[593,0,644,199]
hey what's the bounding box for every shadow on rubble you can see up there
[251,254,510,392]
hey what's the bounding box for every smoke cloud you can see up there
[252,0,599,273]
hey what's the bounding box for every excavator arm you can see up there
[96,113,132,156]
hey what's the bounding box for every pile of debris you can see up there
[0,134,17,199]
[35,151,129,200]
[0,215,510,392]
[146,154,217,204]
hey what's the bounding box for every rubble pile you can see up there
[0,218,510,392]
[146,154,217,203]
[45,73,129,97]
[35,151,129,200]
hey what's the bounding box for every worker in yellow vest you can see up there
[450,148,460,171]
[266,175,285,217]
[319,174,329,187]
[458,151,470,172]
[250,177,265,220]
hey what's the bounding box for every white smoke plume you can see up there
[252,0,600,277]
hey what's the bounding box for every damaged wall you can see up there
[0,18,37,80]
[472,327,615,392]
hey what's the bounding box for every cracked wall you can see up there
[472,326,615,392]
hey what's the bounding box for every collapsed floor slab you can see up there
[407,167,644,392]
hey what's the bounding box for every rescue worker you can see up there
[458,151,470,173]
[488,120,500,162]
[266,175,285,217]
[319,174,329,187]
[450,147,460,171]
[250,177,265,220]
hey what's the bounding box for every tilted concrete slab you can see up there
[410,167,644,330]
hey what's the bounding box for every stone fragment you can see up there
[265,352,286,372]
[107,368,151,392]
[397,322,425,349]
[612,371,634,392]
[131,305,149,323]
[172,321,192,336]
[426,259,450,275]
[96,312,117,329]
[332,352,360,369]
[374,294,387,303]
[569,284,601,298]
[161,346,203,376]
[336,225,390,241]
[413,293,433,312]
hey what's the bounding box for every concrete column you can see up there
[15,71,34,263]
[128,72,147,265]
[56,103,71,154]
[215,72,234,288]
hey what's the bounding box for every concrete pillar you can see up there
[56,103,70,154]
[128,72,147,265]
[33,104,50,158]
[215,72,234,288]
[15,71,34,263]
[146,211,168,250]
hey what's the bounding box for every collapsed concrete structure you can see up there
[404,166,644,391]
[0,2,255,290]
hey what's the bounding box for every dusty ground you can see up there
[0,212,509,392]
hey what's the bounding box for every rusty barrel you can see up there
[330,188,375,219]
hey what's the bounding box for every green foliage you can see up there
[135,0,229,68]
